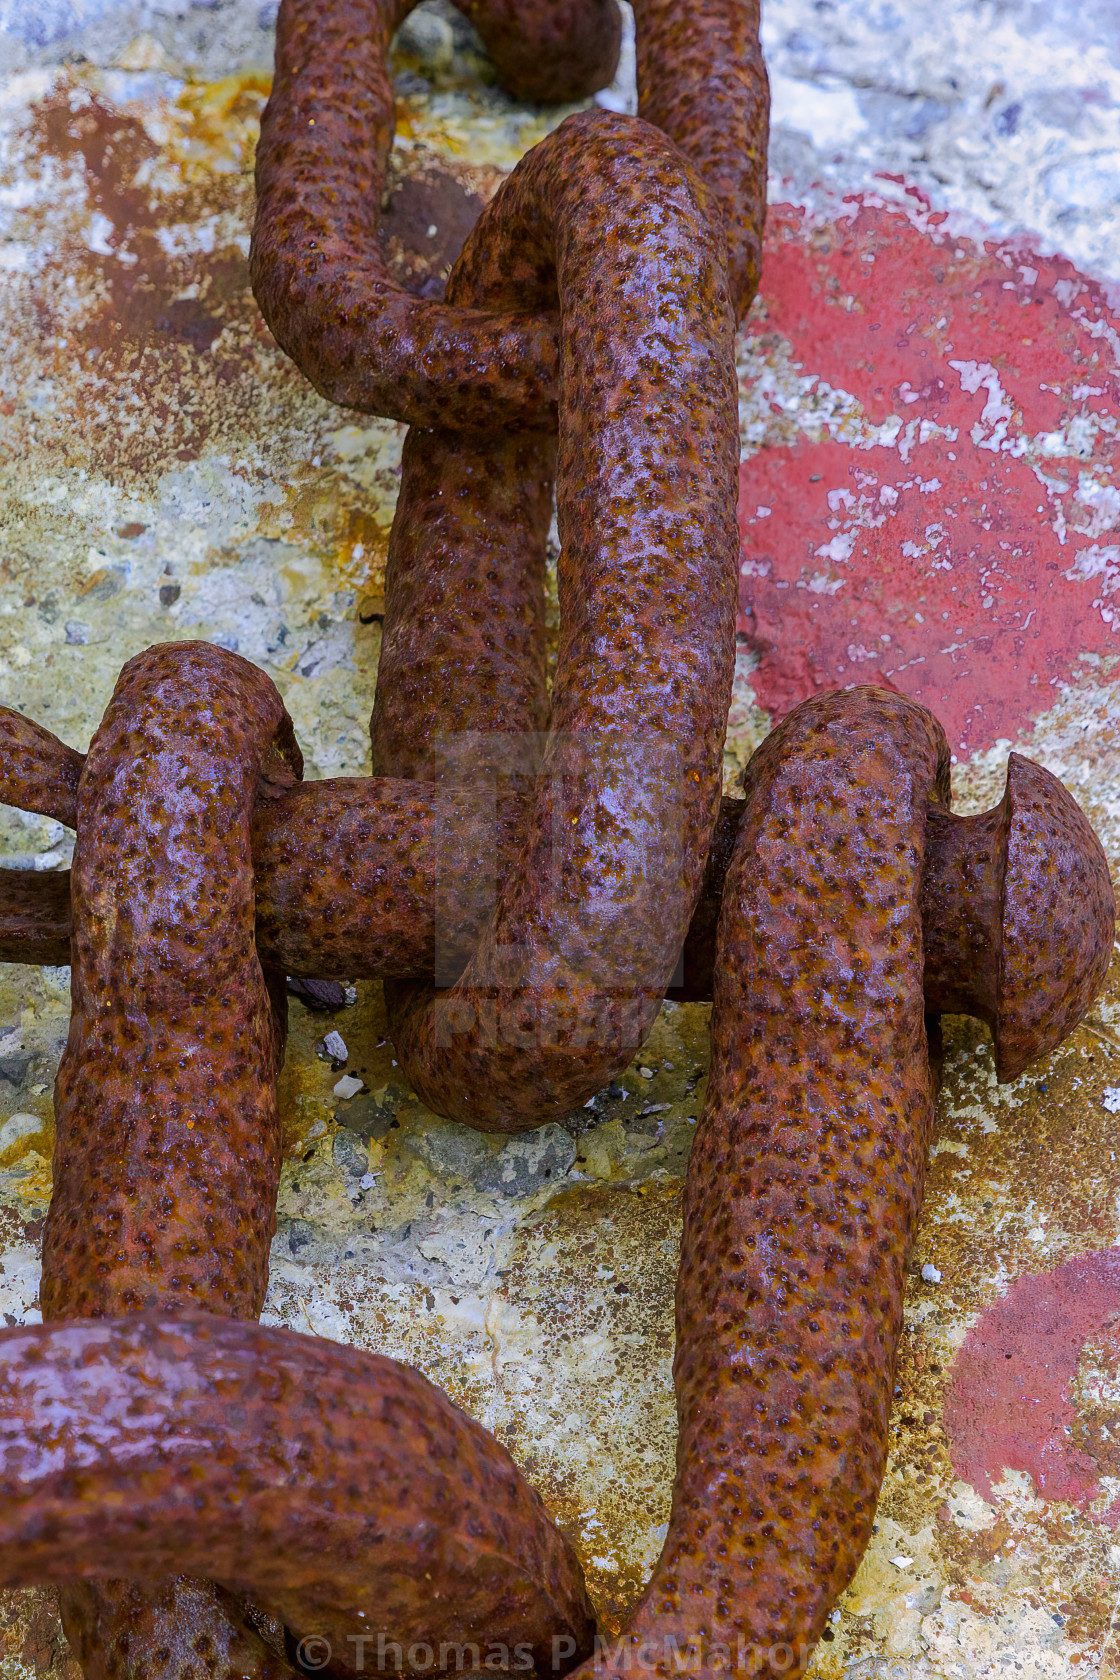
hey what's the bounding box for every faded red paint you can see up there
[943,1247,1120,1517]
[741,187,1120,755]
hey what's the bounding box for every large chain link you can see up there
[0,8,1112,1680]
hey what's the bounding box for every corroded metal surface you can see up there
[2,3,1120,1680]
[371,108,739,1129]
[254,0,759,1125]
[251,0,765,426]
[41,643,303,1680]
[0,3,756,1676]
[920,756,1115,1082]
[0,685,1109,1680]
[41,643,300,1323]
[251,0,590,426]
[630,0,767,319]
[0,1313,597,1673]
[648,689,947,1677]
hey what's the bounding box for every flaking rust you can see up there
[0,6,1114,1680]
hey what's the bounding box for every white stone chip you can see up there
[889,1556,914,1571]
[921,1262,942,1283]
[333,1073,364,1099]
[0,1112,41,1154]
[1103,1087,1120,1114]
[323,1030,347,1063]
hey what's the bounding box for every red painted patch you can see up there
[741,187,1120,755]
[944,1247,1120,1517]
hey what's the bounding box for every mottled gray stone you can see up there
[332,1130,369,1184]
[0,1053,32,1089]
[407,1120,576,1198]
[335,1089,400,1142]
[471,1125,576,1197]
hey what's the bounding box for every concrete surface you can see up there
[2,1,1120,1676]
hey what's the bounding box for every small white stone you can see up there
[1103,1086,1120,1114]
[638,1066,655,1079]
[889,1556,914,1571]
[334,1073,364,1099]
[921,1262,942,1283]
[359,1172,380,1190]
[323,1030,347,1063]
[0,1112,41,1154]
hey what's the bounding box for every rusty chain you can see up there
[0,4,1114,1680]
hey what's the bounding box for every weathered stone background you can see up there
[2,1,1120,1677]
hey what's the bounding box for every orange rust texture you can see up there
[41,643,301,1323]
[629,0,767,319]
[251,0,587,427]
[0,679,1113,1680]
[251,0,767,426]
[23,79,276,480]
[584,690,944,1679]
[0,0,1114,1672]
[40,643,303,1680]
[0,1314,597,1674]
[0,0,765,1670]
[372,109,740,1129]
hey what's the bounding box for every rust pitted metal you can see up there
[369,109,739,1131]
[0,0,1117,1676]
[0,682,1112,1680]
[60,1576,297,1680]
[993,754,1115,1079]
[40,642,304,1680]
[0,678,1114,1680]
[250,0,567,429]
[0,706,82,826]
[632,0,768,318]
[919,801,1008,1032]
[919,754,1116,1080]
[0,869,71,967]
[2,756,1112,1062]
[42,642,301,1322]
[250,0,763,427]
[586,688,947,1680]
[252,778,499,983]
[0,1312,596,1677]
[451,0,620,103]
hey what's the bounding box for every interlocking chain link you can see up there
[0,8,1112,1680]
